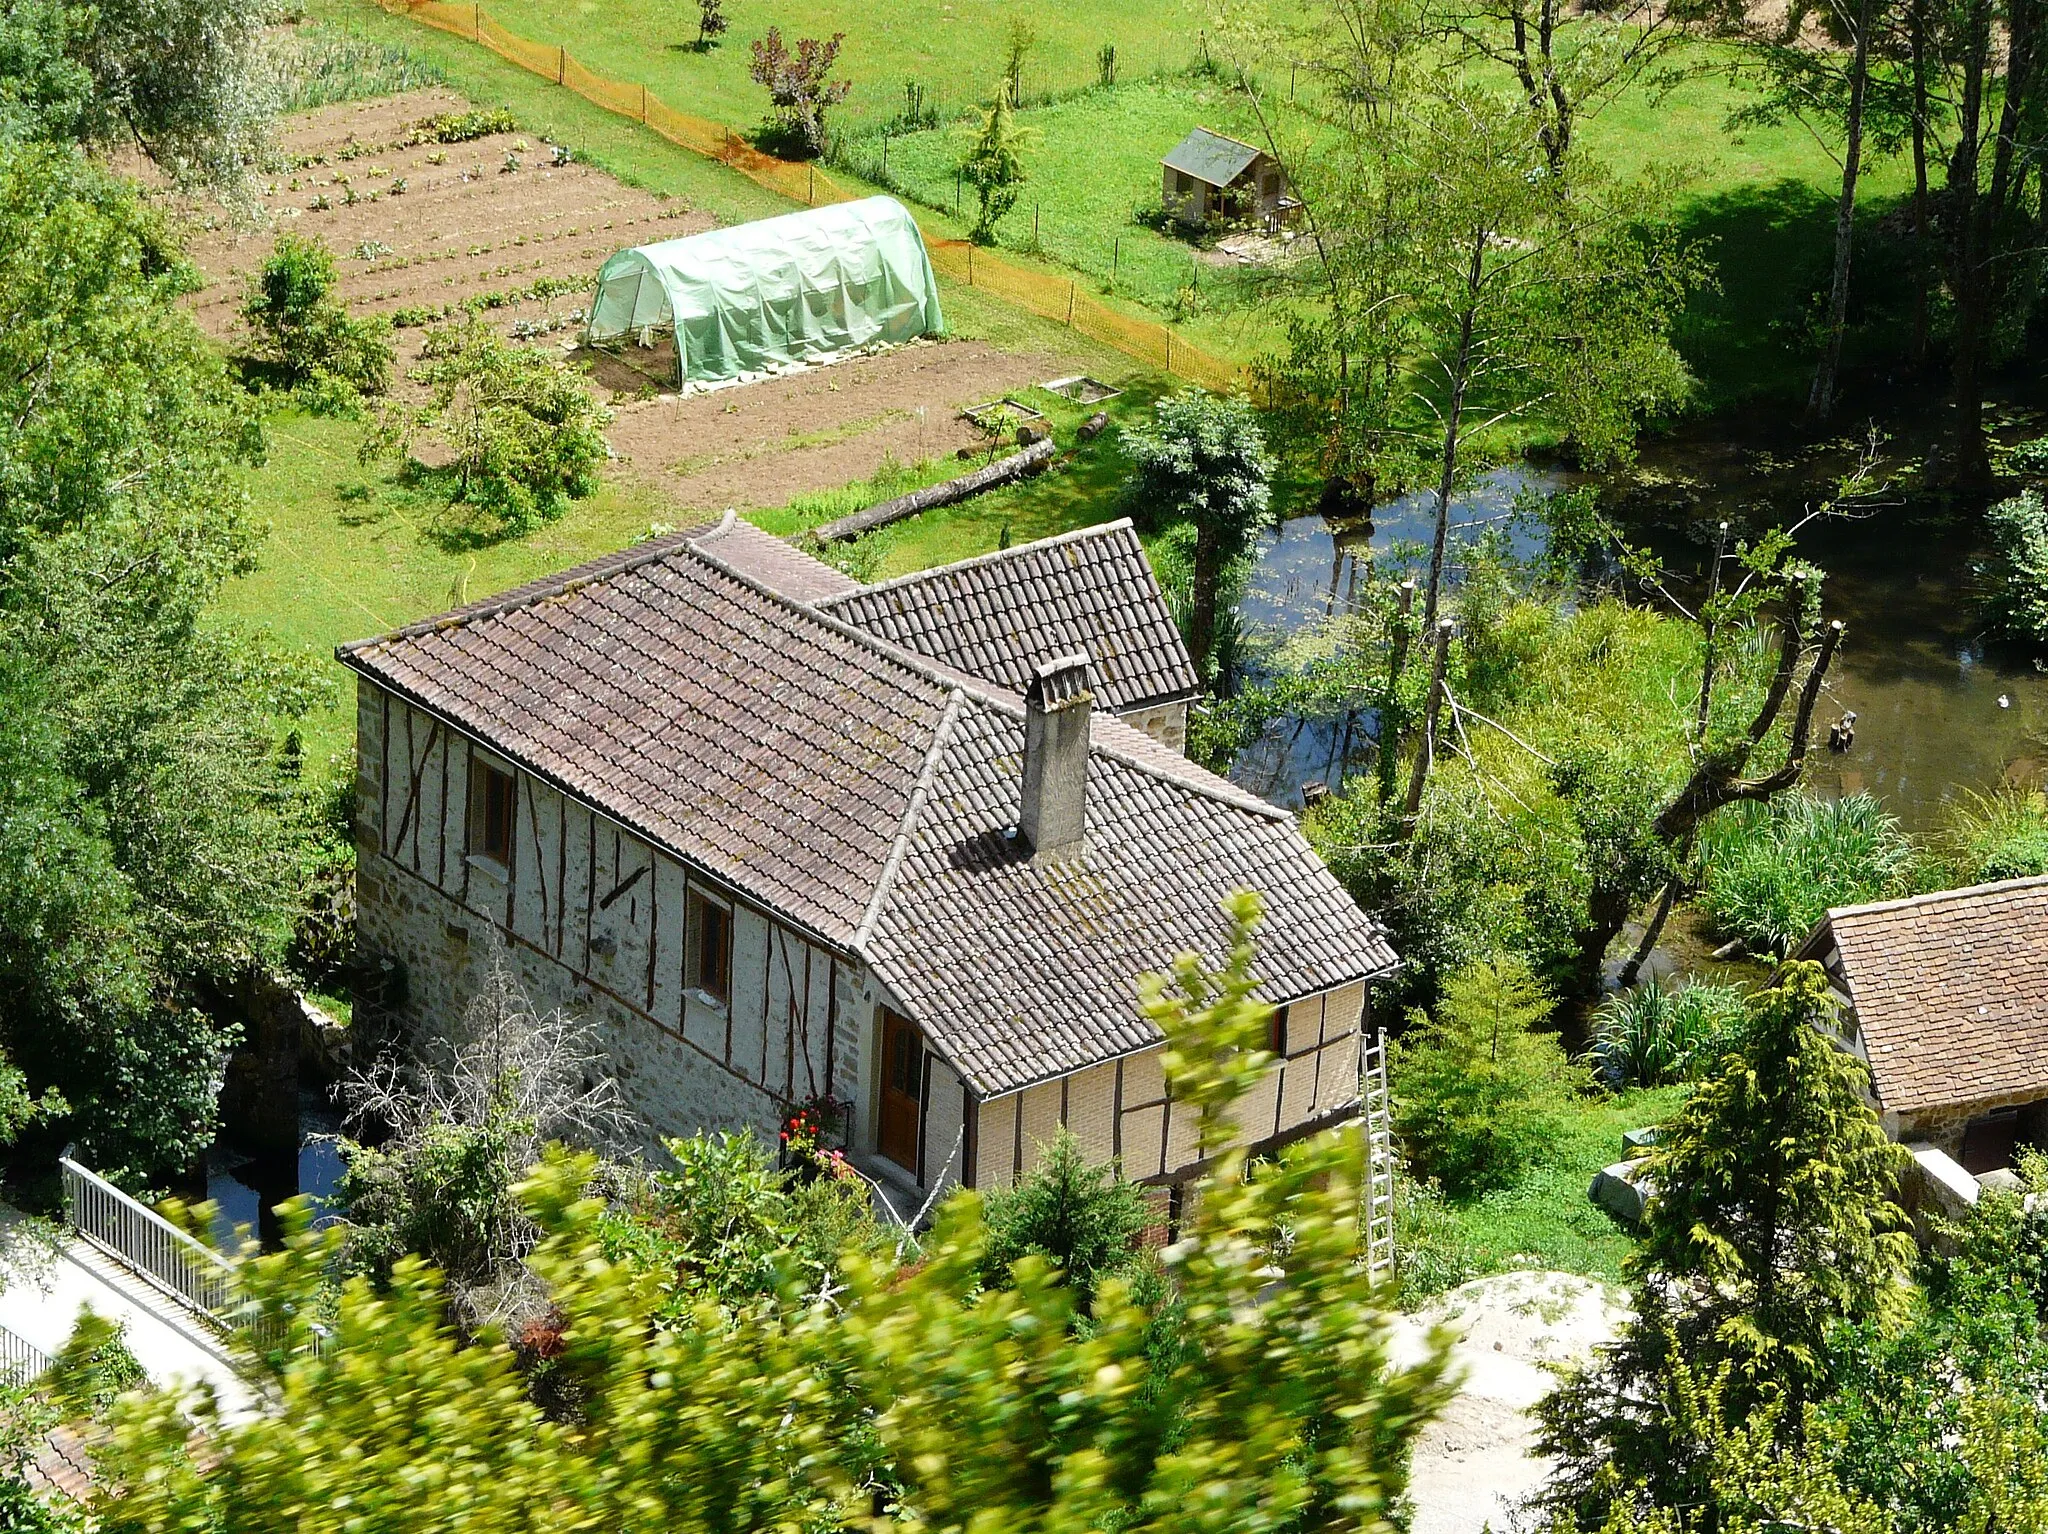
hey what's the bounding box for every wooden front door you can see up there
[879,1009,923,1173]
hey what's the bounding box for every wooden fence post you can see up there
[557,45,565,85]
[1066,282,1075,326]
[809,163,816,204]
[968,244,975,286]
[1164,332,1173,374]
[473,2,481,40]
[640,85,648,123]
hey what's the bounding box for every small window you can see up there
[687,891,732,1003]
[1174,169,1193,196]
[1263,172,1281,198]
[470,760,516,867]
[1269,1003,1290,1056]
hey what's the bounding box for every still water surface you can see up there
[1229,406,2048,832]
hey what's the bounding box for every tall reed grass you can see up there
[1697,792,1914,954]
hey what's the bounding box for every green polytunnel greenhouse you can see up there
[585,196,945,386]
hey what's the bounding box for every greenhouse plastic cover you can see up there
[585,196,945,384]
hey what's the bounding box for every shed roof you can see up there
[1162,127,1263,188]
[338,526,1395,1098]
[1800,875,2048,1116]
[817,520,1200,713]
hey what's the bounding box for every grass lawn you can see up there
[851,72,1267,320]
[218,410,670,769]
[331,0,1931,404]
[1401,1084,1689,1299]
[428,0,1205,141]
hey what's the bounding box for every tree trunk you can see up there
[1571,605,1843,992]
[1377,579,1417,808]
[1401,619,1456,832]
[1190,523,1223,680]
[1945,0,1994,487]
[1807,0,1874,424]
[1909,0,1933,368]
[1422,231,1486,635]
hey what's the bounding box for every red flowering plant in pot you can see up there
[778,1094,854,1184]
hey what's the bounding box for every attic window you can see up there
[471,760,516,867]
[687,890,732,1004]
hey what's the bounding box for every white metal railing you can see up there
[0,1324,51,1387]
[1361,1029,1396,1280]
[60,1157,237,1329]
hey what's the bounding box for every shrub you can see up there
[365,314,611,537]
[1980,490,2048,651]
[600,1129,887,1313]
[241,232,391,409]
[747,28,850,158]
[1391,955,1588,1198]
[46,1309,145,1419]
[1591,977,1747,1088]
[980,1127,1150,1303]
[1698,792,1914,954]
[1940,785,2048,883]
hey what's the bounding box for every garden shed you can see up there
[585,195,944,385]
[1161,127,1294,231]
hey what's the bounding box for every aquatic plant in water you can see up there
[1698,792,1913,954]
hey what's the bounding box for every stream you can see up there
[1228,393,2048,834]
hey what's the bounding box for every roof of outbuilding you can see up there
[1162,126,1264,188]
[1803,875,2048,1115]
[337,529,1395,1097]
[816,520,1200,712]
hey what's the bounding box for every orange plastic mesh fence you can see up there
[384,0,1244,386]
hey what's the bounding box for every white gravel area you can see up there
[1393,1271,1630,1534]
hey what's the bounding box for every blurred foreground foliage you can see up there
[91,894,1454,1534]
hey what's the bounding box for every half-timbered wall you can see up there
[966,980,1369,1194]
[354,679,851,1148]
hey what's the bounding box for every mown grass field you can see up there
[1406,1084,1689,1295]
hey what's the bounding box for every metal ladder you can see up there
[1361,1029,1396,1280]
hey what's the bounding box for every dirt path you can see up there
[1393,1271,1629,1534]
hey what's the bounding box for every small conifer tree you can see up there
[1537,960,1916,1525]
[1391,954,1583,1197]
[959,88,1031,245]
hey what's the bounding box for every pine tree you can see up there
[959,89,1030,245]
[1391,955,1583,1197]
[980,1127,1150,1305]
[1537,960,1915,1525]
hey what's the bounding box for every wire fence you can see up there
[379,0,1245,390]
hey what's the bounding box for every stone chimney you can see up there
[1020,652,1093,862]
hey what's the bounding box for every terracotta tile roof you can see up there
[863,699,1398,1095]
[690,510,861,602]
[816,520,1200,713]
[341,544,953,942]
[1810,875,2048,1115]
[338,534,1394,1096]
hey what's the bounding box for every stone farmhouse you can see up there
[339,515,1397,1202]
[1797,874,2048,1174]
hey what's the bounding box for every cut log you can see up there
[811,437,1057,542]
[1077,411,1109,441]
